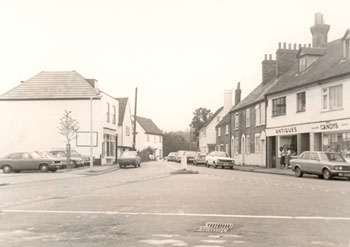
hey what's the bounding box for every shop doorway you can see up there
[267,136,276,168]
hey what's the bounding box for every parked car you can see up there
[193,152,207,166]
[185,151,196,163]
[119,151,141,168]
[205,151,234,169]
[48,150,88,168]
[0,152,63,173]
[166,152,177,162]
[35,151,67,169]
[290,151,350,180]
[175,150,187,163]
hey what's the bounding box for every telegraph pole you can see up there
[133,87,138,149]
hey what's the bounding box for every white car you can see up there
[205,151,234,169]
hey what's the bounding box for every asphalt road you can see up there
[0,160,349,247]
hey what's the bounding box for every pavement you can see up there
[64,162,295,177]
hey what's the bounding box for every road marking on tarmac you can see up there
[2,209,350,221]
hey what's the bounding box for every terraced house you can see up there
[265,13,350,168]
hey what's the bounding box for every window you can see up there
[246,135,250,154]
[272,97,286,116]
[234,137,239,155]
[104,134,116,157]
[203,129,206,137]
[159,136,162,143]
[255,105,261,126]
[297,92,306,112]
[112,106,116,124]
[218,127,221,137]
[261,102,266,124]
[246,108,250,127]
[225,125,229,135]
[126,126,130,136]
[299,57,307,72]
[255,134,260,153]
[235,113,239,130]
[106,103,110,122]
[147,135,150,142]
[322,85,343,111]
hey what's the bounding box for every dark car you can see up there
[166,152,177,162]
[0,152,63,173]
[193,152,207,166]
[48,150,88,168]
[185,151,196,163]
[291,151,350,180]
[119,151,141,168]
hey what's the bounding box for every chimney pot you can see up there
[264,54,267,60]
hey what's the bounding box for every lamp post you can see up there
[89,96,93,171]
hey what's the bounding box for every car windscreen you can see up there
[120,151,137,158]
[214,152,228,157]
[325,153,346,162]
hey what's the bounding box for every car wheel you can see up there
[40,164,49,173]
[295,167,303,177]
[221,166,224,169]
[230,166,234,170]
[138,163,141,167]
[322,168,332,180]
[2,165,12,174]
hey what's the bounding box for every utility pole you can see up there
[133,87,138,150]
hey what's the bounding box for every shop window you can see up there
[104,134,116,157]
[322,85,343,111]
[255,134,260,153]
[323,132,350,153]
[272,97,286,116]
[246,108,250,127]
[246,135,250,154]
[297,92,306,112]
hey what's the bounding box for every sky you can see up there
[0,0,349,132]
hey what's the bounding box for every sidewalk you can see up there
[233,165,294,176]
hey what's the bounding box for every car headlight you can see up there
[334,166,342,170]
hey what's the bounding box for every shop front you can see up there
[266,118,350,168]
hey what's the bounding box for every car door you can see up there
[299,152,311,172]
[8,153,22,170]
[22,152,37,170]
[309,152,322,175]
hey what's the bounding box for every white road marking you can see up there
[193,245,223,247]
[2,209,350,221]
[152,234,180,238]
[200,239,226,244]
[140,239,188,246]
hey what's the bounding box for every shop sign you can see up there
[275,126,297,135]
[320,122,339,130]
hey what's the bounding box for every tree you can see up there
[163,131,191,156]
[58,110,80,168]
[189,107,212,147]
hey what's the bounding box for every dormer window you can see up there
[342,29,350,59]
[299,57,307,72]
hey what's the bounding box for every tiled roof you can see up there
[216,111,231,128]
[115,97,128,126]
[202,106,223,129]
[135,116,162,135]
[230,79,277,112]
[266,39,350,96]
[0,71,99,100]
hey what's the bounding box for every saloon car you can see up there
[193,152,207,166]
[290,151,350,180]
[166,152,177,162]
[0,151,63,173]
[205,151,234,169]
[119,151,141,168]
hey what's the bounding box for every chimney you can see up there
[86,79,98,89]
[234,82,241,106]
[262,53,276,83]
[276,42,298,77]
[223,89,233,115]
[310,12,330,48]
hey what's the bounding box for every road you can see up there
[0,160,349,247]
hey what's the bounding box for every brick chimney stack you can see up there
[310,12,330,48]
[234,82,241,106]
[276,42,298,77]
[262,54,276,83]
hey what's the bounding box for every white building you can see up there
[265,14,350,167]
[115,97,133,155]
[0,71,119,165]
[134,116,163,159]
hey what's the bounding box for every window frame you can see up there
[272,96,286,117]
[246,108,250,127]
[235,113,239,130]
[296,92,306,112]
[255,134,260,153]
[321,84,343,111]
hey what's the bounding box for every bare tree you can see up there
[58,110,80,168]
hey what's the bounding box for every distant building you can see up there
[0,71,119,165]
[265,13,350,167]
[134,116,163,159]
[115,97,133,155]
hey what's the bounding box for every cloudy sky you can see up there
[0,0,349,131]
